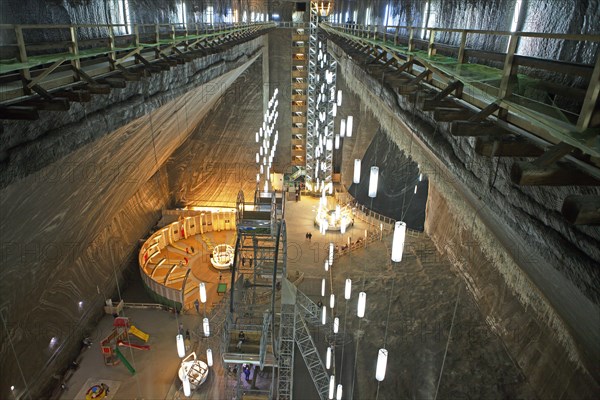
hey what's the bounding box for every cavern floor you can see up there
[58,196,535,400]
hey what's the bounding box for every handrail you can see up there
[322,22,600,158]
[0,22,275,105]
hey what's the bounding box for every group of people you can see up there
[305,232,313,240]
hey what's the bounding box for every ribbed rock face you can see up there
[327,38,600,396]
[0,36,264,399]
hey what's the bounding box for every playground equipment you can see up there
[85,383,110,400]
[100,317,150,374]
[210,244,235,269]
[178,352,209,390]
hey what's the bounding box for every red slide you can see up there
[118,341,150,351]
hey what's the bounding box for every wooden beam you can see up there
[54,90,91,102]
[561,195,600,225]
[510,162,600,186]
[99,77,126,88]
[397,85,418,95]
[475,136,543,157]
[533,142,574,167]
[468,102,500,122]
[423,99,462,111]
[85,84,111,94]
[21,98,70,111]
[451,121,512,137]
[433,107,472,121]
[0,106,39,120]
[432,80,463,101]
[29,84,54,100]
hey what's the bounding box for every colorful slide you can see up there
[118,341,150,351]
[114,347,135,375]
[129,325,149,342]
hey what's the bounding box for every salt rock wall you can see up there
[349,128,429,231]
[328,38,600,397]
[0,36,265,399]
[332,0,599,64]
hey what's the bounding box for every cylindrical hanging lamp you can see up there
[182,369,191,397]
[391,221,406,262]
[199,282,207,303]
[344,278,352,300]
[353,159,361,184]
[336,384,343,400]
[206,348,213,367]
[176,334,185,358]
[375,348,388,381]
[357,291,366,318]
[329,375,335,399]
[346,116,353,137]
[203,317,210,337]
[368,167,379,198]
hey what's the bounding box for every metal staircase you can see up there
[295,308,330,400]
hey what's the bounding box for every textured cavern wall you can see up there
[0,36,264,399]
[0,36,265,189]
[167,58,264,206]
[331,0,600,64]
[425,185,600,398]
[336,71,380,189]
[0,0,270,44]
[349,129,429,231]
[328,38,600,396]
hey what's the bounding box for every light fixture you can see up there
[206,348,213,366]
[334,134,340,149]
[329,375,335,399]
[414,185,418,193]
[337,90,342,107]
[419,173,423,181]
[176,334,185,357]
[391,221,406,262]
[321,278,326,297]
[324,260,329,272]
[357,291,366,318]
[326,346,332,369]
[368,167,379,198]
[182,368,191,397]
[330,293,335,309]
[344,278,352,300]
[340,119,346,138]
[353,159,361,184]
[346,116,353,137]
[336,384,343,400]
[333,317,339,333]
[199,282,207,303]
[203,317,210,337]
[322,305,327,325]
[375,348,388,381]
[329,242,334,265]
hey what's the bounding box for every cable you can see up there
[434,284,461,400]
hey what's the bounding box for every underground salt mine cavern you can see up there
[0,1,599,399]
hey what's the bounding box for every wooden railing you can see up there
[0,22,275,106]
[323,22,600,158]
